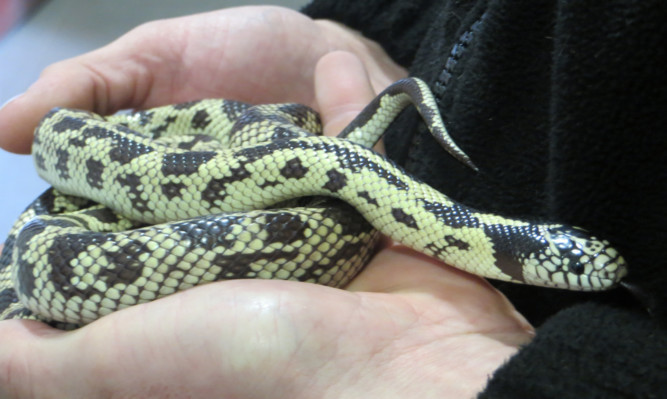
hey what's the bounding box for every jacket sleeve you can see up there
[301,0,441,67]
[479,303,667,398]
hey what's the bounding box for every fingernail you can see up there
[0,93,24,110]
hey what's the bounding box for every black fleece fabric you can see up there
[302,1,667,397]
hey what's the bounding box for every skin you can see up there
[0,6,534,399]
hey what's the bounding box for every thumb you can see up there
[314,51,377,139]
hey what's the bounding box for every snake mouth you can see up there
[520,251,628,291]
[566,254,628,291]
[591,249,628,281]
[570,257,628,291]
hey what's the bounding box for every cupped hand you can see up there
[0,5,406,153]
[0,246,532,399]
[0,51,533,399]
[0,8,533,397]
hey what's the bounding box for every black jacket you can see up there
[302,1,667,397]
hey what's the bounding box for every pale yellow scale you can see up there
[0,77,627,327]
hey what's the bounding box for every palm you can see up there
[0,7,530,397]
[0,246,531,399]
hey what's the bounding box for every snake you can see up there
[0,78,628,327]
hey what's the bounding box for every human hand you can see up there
[0,51,533,398]
[0,247,532,399]
[0,5,406,153]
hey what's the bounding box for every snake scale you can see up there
[0,78,627,327]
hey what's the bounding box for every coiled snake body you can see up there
[0,78,627,327]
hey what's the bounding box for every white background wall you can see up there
[0,0,308,238]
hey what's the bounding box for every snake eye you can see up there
[569,262,586,275]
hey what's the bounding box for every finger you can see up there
[314,51,376,138]
[0,30,162,154]
[347,246,535,335]
[314,20,408,93]
[348,245,491,295]
[0,7,326,154]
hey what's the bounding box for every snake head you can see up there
[522,226,628,291]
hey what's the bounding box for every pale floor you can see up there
[0,0,308,238]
